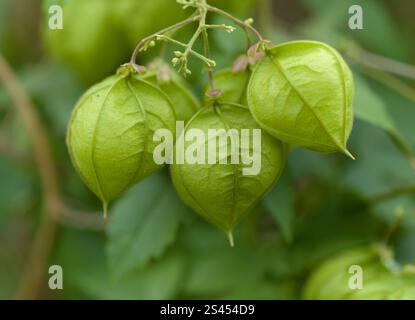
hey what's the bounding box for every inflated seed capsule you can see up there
[170,101,285,245]
[248,40,355,158]
[67,65,176,216]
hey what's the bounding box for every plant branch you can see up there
[205,24,236,32]
[205,4,264,42]
[368,184,415,205]
[0,56,60,208]
[202,28,215,91]
[0,54,104,299]
[129,14,202,68]
[347,47,415,80]
[0,53,61,299]
[360,67,415,104]
[169,4,210,76]
[57,205,105,231]
[129,0,264,76]
[156,35,216,69]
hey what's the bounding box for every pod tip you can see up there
[344,149,356,160]
[227,231,235,248]
[103,202,109,222]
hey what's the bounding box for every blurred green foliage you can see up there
[41,0,257,84]
[303,245,415,299]
[0,0,415,300]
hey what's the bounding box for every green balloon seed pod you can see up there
[303,245,415,300]
[141,63,200,123]
[170,101,286,245]
[67,66,176,216]
[248,40,355,158]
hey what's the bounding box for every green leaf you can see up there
[298,1,347,43]
[210,16,247,57]
[344,122,415,197]
[353,73,413,159]
[19,62,84,136]
[223,280,297,300]
[395,220,415,264]
[0,157,33,227]
[370,76,415,150]
[263,171,295,243]
[300,0,410,60]
[182,249,265,297]
[209,14,249,70]
[346,0,410,61]
[76,252,185,300]
[177,221,283,298]
[107,171,190,278]
[53,228,185,299]
[291,187,381,272]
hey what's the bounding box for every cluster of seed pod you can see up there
[67,40,355,242]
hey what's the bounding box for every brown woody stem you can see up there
[0,53,105,299]
[0,53,60,299]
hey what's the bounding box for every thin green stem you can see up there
[156,35,215,67]
[205,4,264,42]
[205,24,236,32]
[361,67,415,104]
[128,0,265,78]
[244,26,252,50]
[178,5,208,75]
[202,28,215,91]
[184,20,204,57]
[128,0,265,77]
[129,14,201,66]
[368,184,415,205]
[348,47,415,80]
